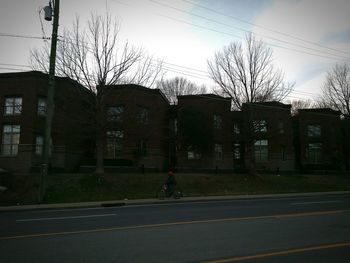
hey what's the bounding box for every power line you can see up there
[0,63,31,68]
[0,33,50,40]
[157,13,345,61]
[0,62,322,99]
[0,67,28,71]
[114,0,348,61]
[181,0,350,57]
[150,0,350,60]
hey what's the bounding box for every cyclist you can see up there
[165,171,177,197]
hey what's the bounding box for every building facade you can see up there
[1,71,349,173]
[102,84,170,170]
[174,94,232,171]
[0,71,93,172]
[241,102,295,172]
[294,108,344,171]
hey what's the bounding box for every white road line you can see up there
[16,213,117,222]
[291,200,340,205]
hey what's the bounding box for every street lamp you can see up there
[43,2,52,21]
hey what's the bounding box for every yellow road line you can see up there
[1,209,348,240]
[205,242,350,263]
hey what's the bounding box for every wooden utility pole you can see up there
[39,0,60,203]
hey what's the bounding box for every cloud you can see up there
[251,0,350,99]
[322,28,350,44]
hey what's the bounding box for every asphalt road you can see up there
[1,194,350,262]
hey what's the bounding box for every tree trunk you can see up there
[94,88,105,175]
[95,130,105,175]
[248,141,257,176]
[247,105,257,176]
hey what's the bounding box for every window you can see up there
[281,145,286,161]
[137,106,149,124]
[233,123,240,135]
[1,125,20,156]
[35,136,44,155]
[253,120,267,133]
[214,114,223,129]
[138,139,147,150]
[214,143,223,160]
[307,143,322,163]
[4,97,22,115]
[107,105,124,122]
[307,124,321,137]
[254,140,268,162]
[278,121,285,134]
[187,146,201,160]
[106,130,124,158]
[233,143,241,159]
[174,118,178,135]
[37,98,47,116]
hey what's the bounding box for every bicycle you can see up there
[156,183,183,200]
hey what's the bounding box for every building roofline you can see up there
[243,101,291,107]
[0,70,94,97]
[105,84,170,104]
[298,108,341,115]
[177,94,231,101]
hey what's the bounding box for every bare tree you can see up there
[208,34,294,175]
[288,99,315,116]
[321,63,350,115]
[30,14,162,174]
[156,76,207,104]
[208,33,294,110]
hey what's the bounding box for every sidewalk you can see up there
[1,190,350,212]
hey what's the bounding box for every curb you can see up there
[1,191,350,212]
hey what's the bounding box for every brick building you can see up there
[294,108,344,170]
[241,102,295,172]
[342,115,350,170]
[0,71,93,172]
[1,71,349,173]
[102,84,170,170]
[174,94,232,170]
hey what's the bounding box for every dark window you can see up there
[4,97,22,115]
[233,123,240,135]
[138,139,147,150]
[254,140,268,162]
[137,106,149,124]
[38,98,47,116]
[214,114,223,129]
[1,125,20,156]
[187,146,201,160]
[307,124,321,137]
[306,143,322,163]
[35,135,44,155]
[214,143,223,160]
[278,121,285,134]
[233,143,241,159]
[107,105,124,122]
[106,130,124,159]
[37,98,47,116]
[253,120,267,133]
[281,145,286,161]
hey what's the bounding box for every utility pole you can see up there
[39,0,60,203]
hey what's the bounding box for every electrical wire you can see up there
[0,33,50,40]
[181,0,350,57]
[150,0,350,60]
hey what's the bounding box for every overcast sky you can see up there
[1,0,350,102]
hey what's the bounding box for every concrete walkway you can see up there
[1,191,350,212]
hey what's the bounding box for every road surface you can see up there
[1,194,350,262]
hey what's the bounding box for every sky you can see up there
[1,0,350,102]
